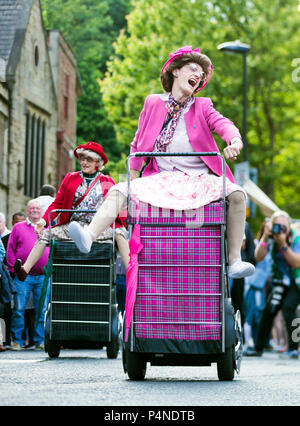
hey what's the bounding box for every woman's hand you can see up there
[34,219,46,237]
[130,169,139,181]
[223,138,243,161]
[255,221,272,262]
[262,221,272,241]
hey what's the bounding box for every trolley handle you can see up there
[47,209,97,240]
[128,151,223,158]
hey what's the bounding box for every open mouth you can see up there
[188,78,198,89]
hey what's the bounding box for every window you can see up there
[64,73,69,120]
[34,45,39,67]
[24,112,46,197]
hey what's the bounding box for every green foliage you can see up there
[101,0,218,149]
[41,0,131,160]
[101,0,300,223]
[105,153,128,183]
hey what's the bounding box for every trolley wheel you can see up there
[106,338,119,359]
[106,304,120,359]
[45,339,61,359]
[44,310,61,358]
[217,345,235,381]
[125,341,147,380]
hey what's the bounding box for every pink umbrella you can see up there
[124,223,144,342]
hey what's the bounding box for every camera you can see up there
[272,223,287,235]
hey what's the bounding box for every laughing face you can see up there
[26,202,43,223]
[78,153,99,175]
[173,62,206,99]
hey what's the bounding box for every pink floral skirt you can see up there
[114,171,246,210]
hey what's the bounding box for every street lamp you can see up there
[217,40,250,162]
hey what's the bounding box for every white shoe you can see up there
[68,222,92,253]
[228,259,255,279]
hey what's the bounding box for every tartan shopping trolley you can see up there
[44,209,119,359]
[122,153,243,381]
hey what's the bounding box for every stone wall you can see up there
[0,82,9,217]
[6,0,57,220]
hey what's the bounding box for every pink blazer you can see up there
[129,95,242,183]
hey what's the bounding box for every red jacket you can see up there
[43,171,126,228]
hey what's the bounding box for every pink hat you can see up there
[161,45,213,92]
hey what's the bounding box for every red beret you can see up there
[74,141,108,165]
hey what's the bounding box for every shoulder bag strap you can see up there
[73,174,102,208]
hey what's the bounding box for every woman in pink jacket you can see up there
[69,46,254,279]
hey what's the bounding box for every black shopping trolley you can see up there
[122,153,243,381]
[44,209,119,359]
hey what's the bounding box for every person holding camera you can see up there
[245,210,300,359]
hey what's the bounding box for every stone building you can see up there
[47,30,82,190]
[0,0,81,221]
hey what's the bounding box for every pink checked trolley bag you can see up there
[122,152,243,381]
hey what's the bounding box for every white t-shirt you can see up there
[36,195,55,215]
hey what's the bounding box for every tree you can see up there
[101,0,300,218]
[41,0,131,160]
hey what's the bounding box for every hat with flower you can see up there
[161,45,213,92]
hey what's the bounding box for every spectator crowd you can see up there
[0,185,56,351]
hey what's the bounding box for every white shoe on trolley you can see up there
[228,259,255,279]
[68,221,92,253]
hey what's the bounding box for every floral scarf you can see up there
[154,93,192,152]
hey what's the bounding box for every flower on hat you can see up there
[162,46,201,73]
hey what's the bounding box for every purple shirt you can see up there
[6,221,49,275]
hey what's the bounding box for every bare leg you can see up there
[89,190,127,239]
[69,190,127,254]
[226,190,246,265]
[226,190,255,278]
[23,241,47,274]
